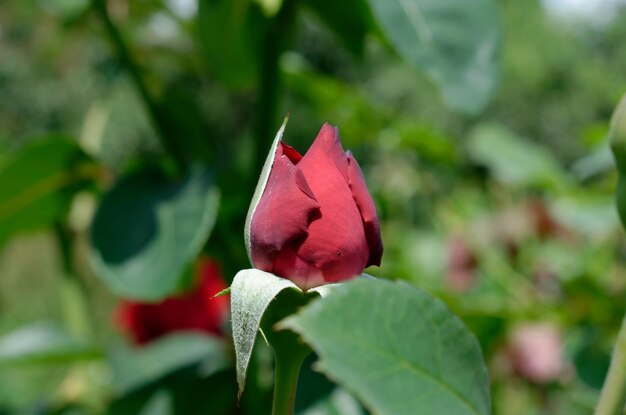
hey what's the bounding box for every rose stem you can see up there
[595,315,626,415]
[271,341,309,415]
[262,290,312,415]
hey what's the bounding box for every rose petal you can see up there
[281,142,303,164]
[296,124,369,284]
[273,243,325,289]
[347,152,383,267]
[250,143,320,272]
[303,123,349,181]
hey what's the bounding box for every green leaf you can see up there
[0,137,97,248]
[244,115,289,264]
[366,0,501,115]
[281,278,491,415]
[467,123,570,190]
[109,332,229,393]
[0,322,101,368]
[90,166,219,300]
[302,0,373,56]
[230,268,301,395]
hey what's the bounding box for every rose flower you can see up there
[247,123,382,289]
[115,258,229,345]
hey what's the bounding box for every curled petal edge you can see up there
[347,152,383,267]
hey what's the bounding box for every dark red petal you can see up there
[249,147,320,272]
[280,142,303,164]
[114,301,162,345]
[296,124,369,284]
[347,152,383,267]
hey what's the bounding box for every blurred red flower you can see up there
[114,258,229,345]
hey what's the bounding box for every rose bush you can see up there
[115,258,228,344]
[247,123,383,289]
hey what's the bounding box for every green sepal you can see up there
[243,115,290,265]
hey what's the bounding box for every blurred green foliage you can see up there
[1,0,626,414]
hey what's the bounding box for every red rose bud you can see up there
[246,122,383,289]
[115,258,229,345]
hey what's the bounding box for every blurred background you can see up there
[1,0,626,414]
